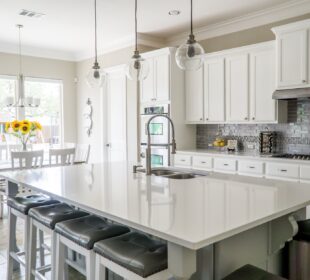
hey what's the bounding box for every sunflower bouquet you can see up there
[5,120,42,151]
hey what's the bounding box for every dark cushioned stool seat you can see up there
[55,215,130,250]
[222,265,286,280]
[28,203,89,230]
[7,194,59,215]
[94,231,168,278]
[294,219,310,242]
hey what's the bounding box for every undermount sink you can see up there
[164,173,196,180]
[138,168,206,179]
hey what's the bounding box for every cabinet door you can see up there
[226,54,249,122]
[250,47,276,122]
[204,58,225,122]
[141,58,155,103]
[277,29,308,88]
[155,54,170,102]
[185,68,204,123]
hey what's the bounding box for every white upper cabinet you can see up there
[185,68,204,123]
[250,45,276,122]
[154,54,170,102]
[141,58,155,103]
[141,53,170,103]
[272,20,310,89]
[225,53,249,122]
[204,58,225,122]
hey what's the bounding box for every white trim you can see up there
[167,0,310,46]
[272,18,310,34]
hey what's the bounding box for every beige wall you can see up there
[0,52,77,142]
[200,13,310,53]
[75,45,154,162]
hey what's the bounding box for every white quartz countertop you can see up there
[2,162,310,250]
[177,149,310,164]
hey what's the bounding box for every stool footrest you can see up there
[66,258,86,276]
[10,252,26,267]
[32,268,49,280]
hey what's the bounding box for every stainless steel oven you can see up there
[140,104,170,167]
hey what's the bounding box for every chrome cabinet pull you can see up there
[248,166,255,169]
[224,163,229,166]
[280,169,287,172]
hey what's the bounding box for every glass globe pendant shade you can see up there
[86,62,106,88]
[175,34,205,71]
[126,51,149,81]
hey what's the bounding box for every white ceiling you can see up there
[0,0,309,61]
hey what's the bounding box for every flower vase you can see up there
[22,143,27,151]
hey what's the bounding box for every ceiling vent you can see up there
[19,9,45,18]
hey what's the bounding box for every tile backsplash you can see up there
[197,100,310,154]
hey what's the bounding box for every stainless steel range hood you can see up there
[273,88,310,100]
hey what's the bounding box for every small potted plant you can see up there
[5,120,42,151]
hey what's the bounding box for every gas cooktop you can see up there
[272,154,310,160]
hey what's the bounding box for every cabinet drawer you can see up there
[192,156,213,170]
[266,163,299,179]
[238,160,264,176]
[214,158,237,173]
[300,165,310,181]
[174,154,192,167]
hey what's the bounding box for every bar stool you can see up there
[93,231,170,280]
[7,194,59,280]
[27,203,89,280]
[54,215,130,280]
[222,264,287,280]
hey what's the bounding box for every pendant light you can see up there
[86,0,106,88]
[175,0,205,71]
[126,0,149,81]
[6,24,40,108]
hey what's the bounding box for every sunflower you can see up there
[33,121,42,130]
[5,122,11,132]
[20,123,31,134]
[22,120,31,126]
[11,120,21,132]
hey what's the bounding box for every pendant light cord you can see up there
[190,0,193,36]
[135,0,138,52]
[18,25,23,75]
[94,0,98,63]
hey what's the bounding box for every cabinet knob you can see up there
[206,118,209,121]
[252,117,255,120]
[244,117,248,120]
[302,80,307,83]
[200,118,203,121]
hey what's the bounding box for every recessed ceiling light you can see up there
[169,10,181,16]
[19,9,45,19]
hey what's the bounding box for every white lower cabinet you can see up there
[238,160,264,177]
[192,156,213,171]
[265,162,299,181]
[173,154,192,168]
[213,158,237,174]
[300,165,310,182]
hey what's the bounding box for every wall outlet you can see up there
[247,143,255,149]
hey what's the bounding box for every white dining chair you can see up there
[11,150,44,169]
[74,144,91,164]
[49,148,76,166]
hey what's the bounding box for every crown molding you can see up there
[167,0,310,46]
[0,41,76,62]
[75,33,166,61]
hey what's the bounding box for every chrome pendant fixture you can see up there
[175,0,205,71]
[86,0,106,88]
[126,0,149,81]
[6,24,40,108]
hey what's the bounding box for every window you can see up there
[0,76,17,140]
[0,76,63,145]
[25,78,63,145]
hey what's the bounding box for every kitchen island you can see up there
[2,162,310,279]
